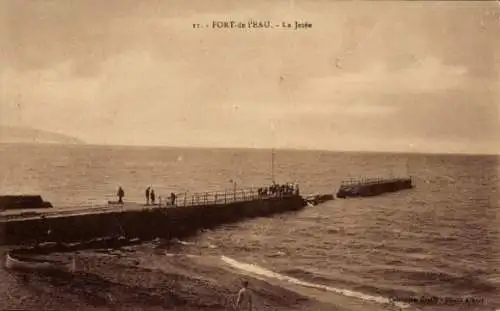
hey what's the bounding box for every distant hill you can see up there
[0,126,85,145]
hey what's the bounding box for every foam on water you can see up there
[221,255,410,309]
[172,239,196,246]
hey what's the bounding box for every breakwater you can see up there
[0,195,52,211]
[0,186,305,247]
[336,177,414,198]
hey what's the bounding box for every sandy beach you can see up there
[0,246,424,311]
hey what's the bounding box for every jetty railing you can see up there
[159,184,299,208]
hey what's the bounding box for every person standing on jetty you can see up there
[235,280,253,310]
[145,186,151,205]
[170,192,176,206]
[117,186,125,204]
[150,188,156,205]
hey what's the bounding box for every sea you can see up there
[0,143,498,310]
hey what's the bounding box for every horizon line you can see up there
[0,141,498,157]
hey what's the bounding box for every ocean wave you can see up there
[220,255,410,309]
[280,268,336,285]
[278,266,423,299]
[365,266,497,293]
[268,251,287,257]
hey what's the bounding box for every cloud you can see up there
[341,102,396,116]
[0,0,265,72]
[305,56,468,98]
[1,51,193,141]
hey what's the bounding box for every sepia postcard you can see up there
[0,1,498,310]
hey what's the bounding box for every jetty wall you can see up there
[1,195,305,246]
[336,177,414,198]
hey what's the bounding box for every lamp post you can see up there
[229,179,237,201]
[271,148,275,184]
[270,120,277,184]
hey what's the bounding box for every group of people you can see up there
[115,186,177,206]
[145,187,177,206]
[145,186,156,205]
[257,182,299,197]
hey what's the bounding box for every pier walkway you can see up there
[0,185,299,222]
[1,184,303,246]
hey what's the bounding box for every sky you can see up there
[1,0,499,154]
